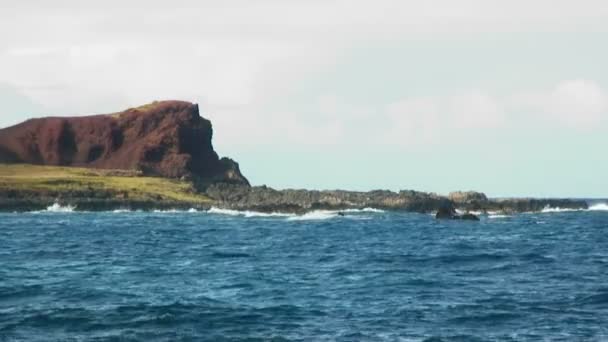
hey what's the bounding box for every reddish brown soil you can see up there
[0,100,248,185]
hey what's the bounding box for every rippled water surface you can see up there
[1,209,608,341]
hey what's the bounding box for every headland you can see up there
[0,101,589,214]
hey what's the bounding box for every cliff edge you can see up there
[0,101,248,185]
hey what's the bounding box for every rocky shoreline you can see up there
[0,184,587,214]
[0,101,592,214]
[203,184,589,215]
[0,197,212,213]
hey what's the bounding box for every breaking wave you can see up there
[207,207,385,220]
[541,203,608,213]
[541,206,581,213]
[287,208,384,221]
[589,203,608,211]
[152,208,200,213]
[45,203,76,212]
[287,210,338,221]
[488,214,510,219]
[343,207,385,213]
[206,207,295,218]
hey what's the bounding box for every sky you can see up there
[0,0,607,197]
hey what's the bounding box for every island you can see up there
[0,101,588,214]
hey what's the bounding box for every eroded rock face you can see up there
[0,101,249,185]
[448,191,488,203]
[448,191,489,211]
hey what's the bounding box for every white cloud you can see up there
[0,2,606,144]
[385,97,441,145]
[543,80,606,127]
[384,90,504,146]
[3,1,607,44]
[448,91,505,129]
[513,80,607,129]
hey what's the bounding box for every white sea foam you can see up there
[539,202,608,213]
[488,214,510,219]
[541,206,580,213]
[287,208,385,221]
[287,210,338,221]
[206,207,241,216]
[207,207,385,219]
[343,207,385,213]
[112,208,197,213]
[589,203,608,211]
[207,207,294,218]
[152,209,201,213]
[45,203,76,212]
[153,209,179,213]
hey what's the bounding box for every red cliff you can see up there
[0,100,249,185]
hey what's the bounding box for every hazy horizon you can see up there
[1,1,607,198]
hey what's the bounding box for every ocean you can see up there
[1,205,608,341]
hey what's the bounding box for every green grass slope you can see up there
[0,164,212,209]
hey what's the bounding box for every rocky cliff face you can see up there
[0,101,248,185]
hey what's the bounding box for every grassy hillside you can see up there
[0,164,211,204]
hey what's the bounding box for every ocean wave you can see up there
[541,206,581,213]
[110,208,198,213]
[288,208,384,221]
[45,203,76,212]
[540,203,608,213]
[589,203,608,211]
[343,207,385,213]
[287,210,338,221]
[152,208,200,213]
[206,207,384,219]
[488,214,510,219]
[206,207,295,218]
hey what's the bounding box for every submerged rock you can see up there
[459,213,481,221]
[435,206,457,219]
[435,205,480,221]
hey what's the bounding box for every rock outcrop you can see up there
[203,184,588,215]
[205,183,452,213]
[483,198,588,213]
[449,191,488,205]
[0,101,248,185]
[435,205,480,221]
[448,191,588,214]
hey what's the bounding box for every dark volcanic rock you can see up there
[449,191,489,211]
[435,203,480,221]
[448,191,488,203]
[460,213,480,221]
[205,183,451,213]
[484,198,588,213]
[0,101,248,185]
[435,206,457,219]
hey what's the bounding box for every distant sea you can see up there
[1,204,608,341]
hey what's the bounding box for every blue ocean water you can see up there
[1,206,608,341]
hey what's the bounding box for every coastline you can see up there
[0,164,589,214]
[0,102,594,215]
